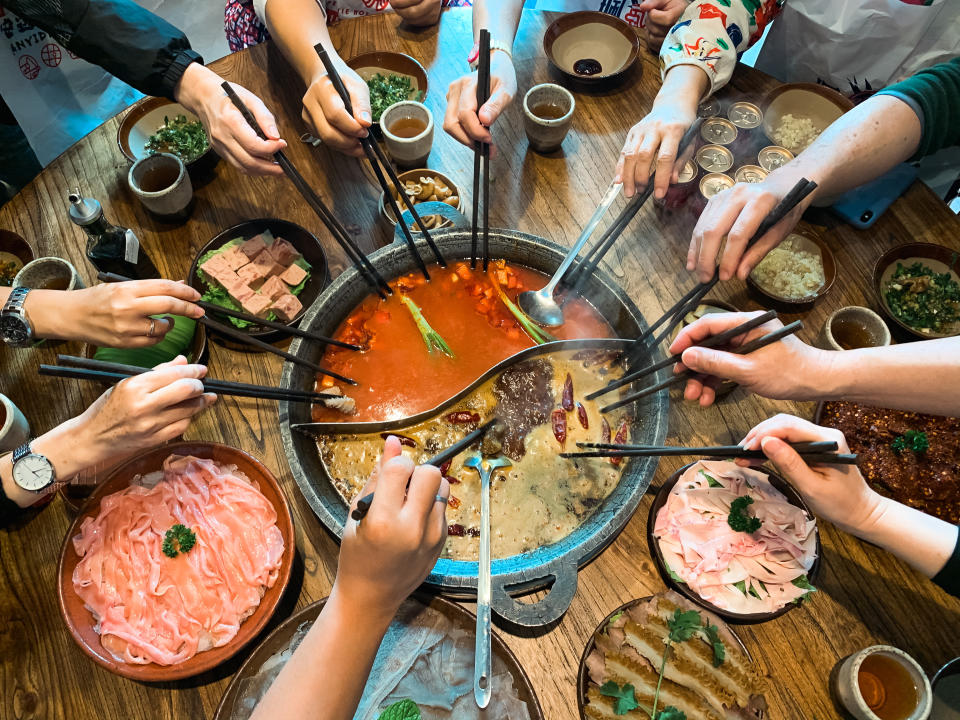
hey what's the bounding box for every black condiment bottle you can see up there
[68,190,160,279]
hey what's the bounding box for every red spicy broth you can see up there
[313,260,614,422]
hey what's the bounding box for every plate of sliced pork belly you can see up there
[649,460,821,624]
[578,591,770,720]
[188,218,329,343]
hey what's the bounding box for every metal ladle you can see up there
[463,452,513,709]
[517,179,622,327]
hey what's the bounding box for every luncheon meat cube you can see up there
[259,276,288,301]
[241,292,274,318]
[200,253,231,278]
[228,282,256,304]
[221,246,249,271]
[238,263,267,289]
[251,251,285,277]
[239,234,267,260]
[210,269,240,290]
[270,293,303,322]
[280,263,308,287]
[268,238,301,267]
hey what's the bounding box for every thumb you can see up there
[248,94,281,140]
[760,436,812,487]
[681,347,752,383]
[478,87,510,127]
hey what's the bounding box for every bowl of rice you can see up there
[747,231,836,311]
[761,83,853,155]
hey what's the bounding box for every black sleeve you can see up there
[931,527,960,599]
[3,0,203,99]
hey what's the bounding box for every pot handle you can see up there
[392,201,470,244]
[490,555,578,627]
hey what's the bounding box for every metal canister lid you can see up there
[699,173,735,200]
[757,145,795,172]
[697,96,722,119]
[67,189,102,226]
[695,144,735,174]
[734,165,769,184]
[677,160,698,184]
[700,117,738,145]
[727,101,763,129]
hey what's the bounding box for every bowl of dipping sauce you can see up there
[815,306,892,351]
[346,51,428,127]
[379,168,463,232]
[0,230,34,287]
[835,645,931,720]
[932,657,960,719]
[761,83,853,155]
[543,11,640,85]
[747,231,836,312]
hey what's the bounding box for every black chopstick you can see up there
[313,46,445,276]
[576,441,838,453]
[562,448,858,465]
[220,82,391,299]
[601,320,803,413]
[587,310,778,400]
[471,29,491,270]
[633,178,817,352]
[350,418,498,521]
[562,118,705,298]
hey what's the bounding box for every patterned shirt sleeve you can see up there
[660,0,785,95]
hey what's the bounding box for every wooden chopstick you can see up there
[601,320,803,413]
[350,418,498,521]
[471,29,492,271]
[220,82,391,299]
[56,355,338,401]
[561,448,858,465]
[313,45,446,276]
[576,440,838,453]
[633,178,817,351]
[586,310,778,400]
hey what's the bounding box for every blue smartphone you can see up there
[830,163,918,229]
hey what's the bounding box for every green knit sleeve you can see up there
[876,57,960,161]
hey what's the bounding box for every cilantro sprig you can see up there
[162,524,197,558]
[891,430,929,456]
[727,495,762,534]
[375,699,420,720]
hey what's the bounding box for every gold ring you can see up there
[148,318,156,337]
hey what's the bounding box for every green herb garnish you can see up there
[891,430,929,455]
[701,471,723,488]
[654,708,686,720]
[162,524,196,558]
[599,681,640,715]
[375,699,421,720]
[400,295,454,357]
[145,114,210,163]
[488,269,557,344]
[727,495,762,534]
[366,73,423,122]
[647,609,721,719]
[884,261,960,334]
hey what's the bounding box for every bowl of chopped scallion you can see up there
[346,52,428,126]
[118,97,218,176]
[874,242,960,340]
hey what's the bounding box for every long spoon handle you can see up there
[474,462,493,709]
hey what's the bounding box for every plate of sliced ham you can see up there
[648,460,821,624]
[57,442,295,681]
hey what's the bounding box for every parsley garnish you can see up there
[647,609,723,719]
[701,623,725,667]
[599,681,640,715]
[654,708,686,720]
[891,430,929,456]
[145,114,210,163]
[727,495,762,534]
[375,699,421,720]
[366,73,423,122]
[162,524,197,558]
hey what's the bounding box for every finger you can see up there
[147,375,207,408]
[137,295,204,320]
[403,464,443,527]
[427,476,451,547]
[227,110,286,160]
[149,355,189,371]
[649,8,677,23]
[136,361,208,392]
[619,128,641,197]
[735,212,801,281]
[697,384,718,407]
[680,346,754,385]
[760,436,816,486]
[682,375,705,402]
[153,393,216,426]
[692,192,750,282]
[478,86,511,128]
[633,133,660,192]
[718,195,779,281]
[653,127,681,199]
[370,453,416,516]
[667,311,768,354]
[150,315,174,338]
[124,279,201,301]
[458,105,492,145]
[636,0,669,9]
[319,86,366,138]
[242,87,282,140]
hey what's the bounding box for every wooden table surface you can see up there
[2,9,959,719]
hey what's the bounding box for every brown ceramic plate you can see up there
[346,51,428,124]
[117,96,218,175]
[378,167,464,231]
[543,11,640,84]
[0,229,34,286]
[872,242,960,341]
[647,461,821,624]
[57,442,295,681]
[746,230,836,312]
[761,82,853,154]
[576,595,754,719]
[213,592,545,720]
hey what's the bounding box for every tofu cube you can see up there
[280,263,308,287]
[269,238,302,267]
[221,246,249,271]
[239,234,267,260]
[270,293,303,323]
[240,292,274,318]
[259,276,289,301]
[237,263,267,289]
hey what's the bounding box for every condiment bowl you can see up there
[746,230,837,312]
[378,168,464,232]
[647,461,822,624]
[834,645,932,720]
[815,305,891,351]
[0,229,34,287]
[117,96,219,176]
[187,218,330,346]
[872,242,960,341]
[543,11,640,86]
[345,51,428,127]
[57,441,296,681]
[761,83,854,154]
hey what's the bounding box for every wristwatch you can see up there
[11,442,58,494]
[468,39,513,71]
[1,286,34,347]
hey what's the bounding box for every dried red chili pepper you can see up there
[576,402,589,429]
[448,524,466,537]
[439,460,452,476]
[611,421,629,466]
[601,417,611,445]
[552,409,567,447]
[561,373,574,412]
[444,474,460,485]
[445,411,481,424]
[379,433,417,447]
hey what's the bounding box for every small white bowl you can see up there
[834,645,932,720]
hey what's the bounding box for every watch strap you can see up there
[12,442,31,463]
[1,286,34,346]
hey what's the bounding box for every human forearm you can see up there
[264,0,337,86]
[250,587,394,720]
[472,0,524,45]
[656,65,709,112]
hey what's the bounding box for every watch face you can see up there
[0,315,29,345]
[13,453,54,492]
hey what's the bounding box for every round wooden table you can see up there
[2,10,959,719]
